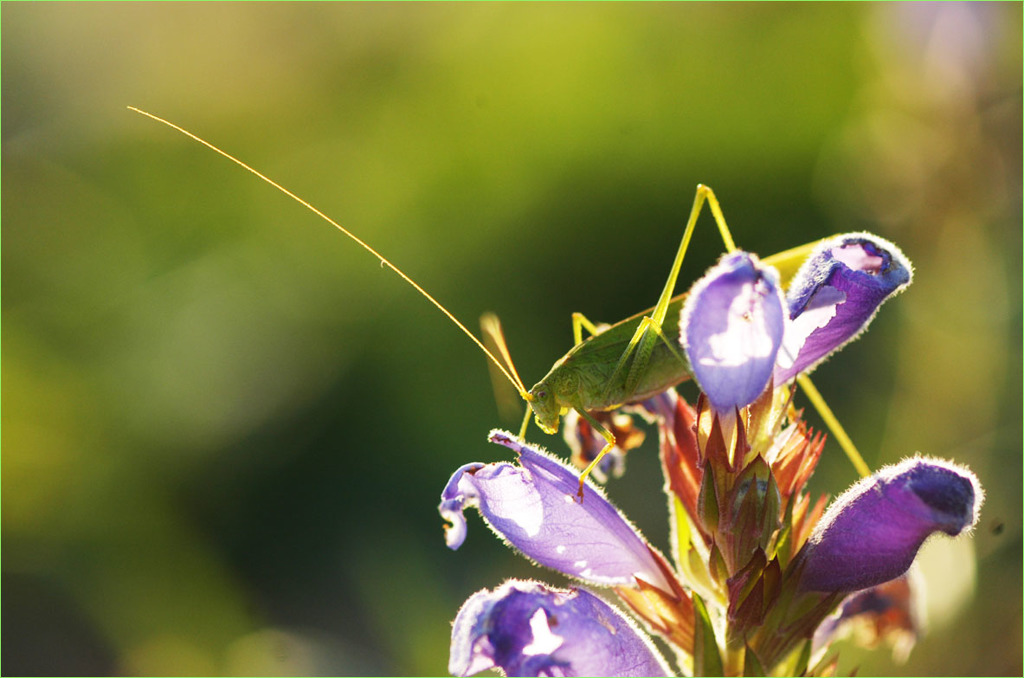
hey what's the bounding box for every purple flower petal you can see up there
[799,457,982,593]
[681,251,786,410]
[440,463,488,550]
[438,431,672,591]
[775,233,913,384]
[450,580,671,677]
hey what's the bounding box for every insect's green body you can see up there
[129,106,869,496]
[528,295,691,435]
[523,227,830,454]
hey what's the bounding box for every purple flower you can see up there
[438,227,981,676]
[798,457,982,593]
[440,432,691,675]
[775,233,913,384]
[680,251,786,411]
[440,431,672,591]
[449,580,671,677]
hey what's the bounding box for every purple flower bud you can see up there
[775,233,913,384]
[450,580,671,677]
[681,251,786,410]
[439,431,673,591]
[799,457,982,593]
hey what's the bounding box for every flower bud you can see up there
[681,251,785,410]
[775,233,912,384]
[798,457,981,593]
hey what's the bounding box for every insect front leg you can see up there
[574,408,617,500]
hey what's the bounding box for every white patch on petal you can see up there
[832,243,884,273]
[699,282,776,367]
[555,545,567,554]
[486,475,546,537]
[777,289,844,371]
[522,609,563,656]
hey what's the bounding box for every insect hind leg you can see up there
[649,183,739,328]
[606,185,739,397]
[797,374,872,478]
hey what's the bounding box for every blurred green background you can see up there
[3,3,1020,676]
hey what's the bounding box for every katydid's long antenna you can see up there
[129,106,529,398]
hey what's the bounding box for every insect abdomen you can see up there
[559,296,691,411]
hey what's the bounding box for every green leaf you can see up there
[693,593,725,677]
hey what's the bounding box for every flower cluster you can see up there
[440,233,982,676]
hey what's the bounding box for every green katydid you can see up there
[480,193,869,497]
[128,107,870,499]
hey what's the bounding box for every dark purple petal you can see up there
[438,431,672,591]
[450,580,671,677]
[681,251,785,410]
[775,233,912,384]
[799,457,982,593]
